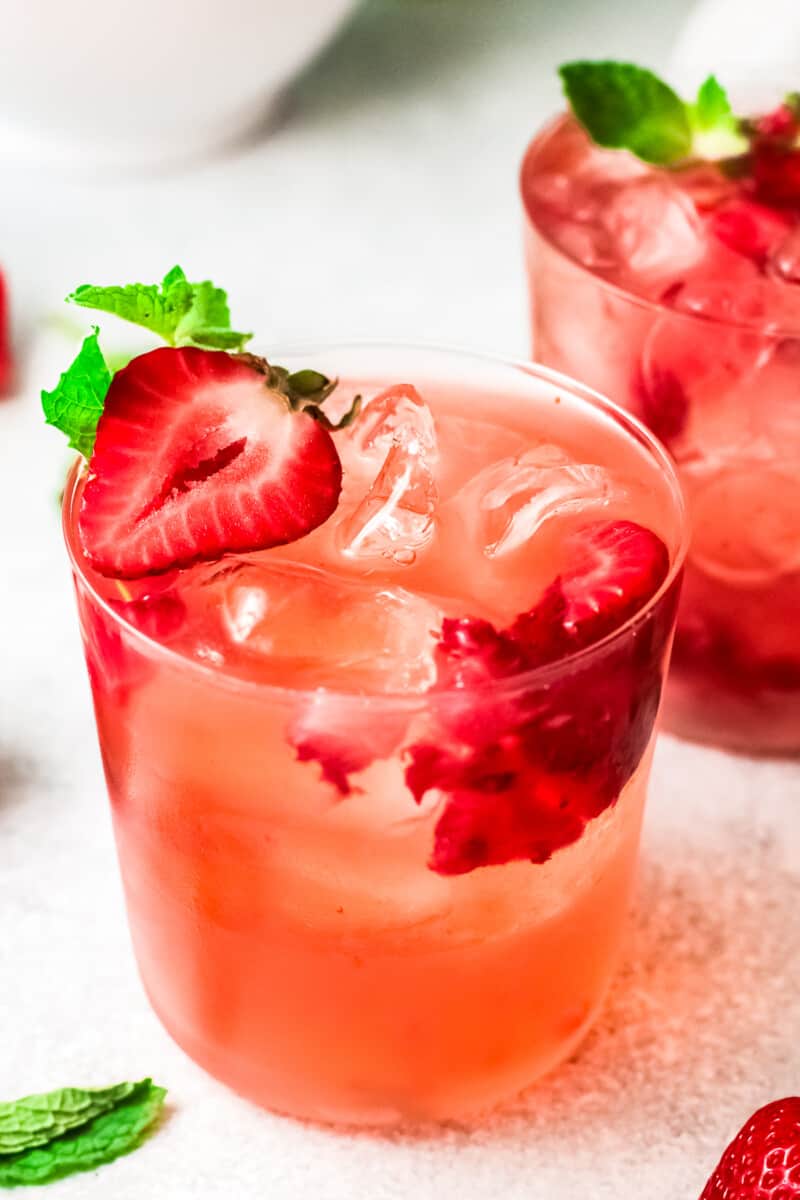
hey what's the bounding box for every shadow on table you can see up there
[0,748,39,813]
[282,0,544,128]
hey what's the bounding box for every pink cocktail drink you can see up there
[64,344,685,1124]
[522,112,800,753]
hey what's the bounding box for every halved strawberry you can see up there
[79,347,342,578]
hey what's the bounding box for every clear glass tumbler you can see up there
[64,345,687,1125]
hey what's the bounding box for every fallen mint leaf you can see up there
[0,1080,166,1188]
[0,1081,139,1156]
[41,327,111,458]
[559,60,692,164]
[68,265,251,352]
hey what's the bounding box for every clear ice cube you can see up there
[464,444,622,558]
[177,558,441,691]
[601,177,704,282]
[346,384,438,468]
[337,426,439,565]
[689,463,800,586]
[768,224,800,284]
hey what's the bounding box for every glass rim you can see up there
[63,339,689,706]
[520,112,800,339]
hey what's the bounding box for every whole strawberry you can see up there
[700,1098,800,1199]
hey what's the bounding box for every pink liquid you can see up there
[66,346,685,1124]
[522,116,800,754]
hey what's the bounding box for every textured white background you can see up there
[2,2,800,1197]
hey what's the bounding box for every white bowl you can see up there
[0,0,357,167]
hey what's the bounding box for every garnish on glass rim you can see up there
[0,1078,166,1188]
[42,268,358,578]
[559,60,757,165]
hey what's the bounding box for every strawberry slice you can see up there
[708,197,792,265]
[404,519,673,875]
[79,347,343,578]
[512,519,670,661]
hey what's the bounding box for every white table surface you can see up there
[3,1,800,1197]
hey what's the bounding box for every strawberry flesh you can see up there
[405,519,674,875]
[79,347,343,578]
[76,585,186,700]
[700,1096,800,1199]
[708,198,792,265]
[632,362,690,445]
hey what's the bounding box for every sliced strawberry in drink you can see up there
[79,347,343,578]
[631,361,690,444]
[512,519,670,660]
[753,145,800,209]
[708,197,792,265]
[406,519,673,874]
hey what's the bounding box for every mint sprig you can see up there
[41,328,110,458]
[68,265,252,352]
[43,266,353,462]
[559,60,748,165]
[42,266,253,457]
[0,1079,166,1188]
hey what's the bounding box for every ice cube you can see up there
[177,558,441,692]
[465,444,622,558]
[337,427,439,565]
[345,384,438,469]
[601,177,704,283]
[688,463,800,585]
[769,225,800,284]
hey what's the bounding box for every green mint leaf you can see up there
[559,60,693,164]
[0,1080,166,1188]
[68,267,251,351]
[0,1081,139,1156]
[692,74,733,130]
[689,74,748,158]
[41,328,111,458]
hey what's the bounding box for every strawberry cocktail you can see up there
[522,62,800,753]
[52,271,685,1124]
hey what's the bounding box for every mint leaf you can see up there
[559,60,693,164]
[68,266,251,351]
[0,1080,166,1188]
[0,1081,138,1155]
[689,75,748,158]
[41,328,111,458]
[692,74,733,130]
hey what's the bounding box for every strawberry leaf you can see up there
[0,1081,139,1156]
[560,60,692,165]
[0,1080,166,1188]
[41,327,111,458]
[68,266,252,351]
